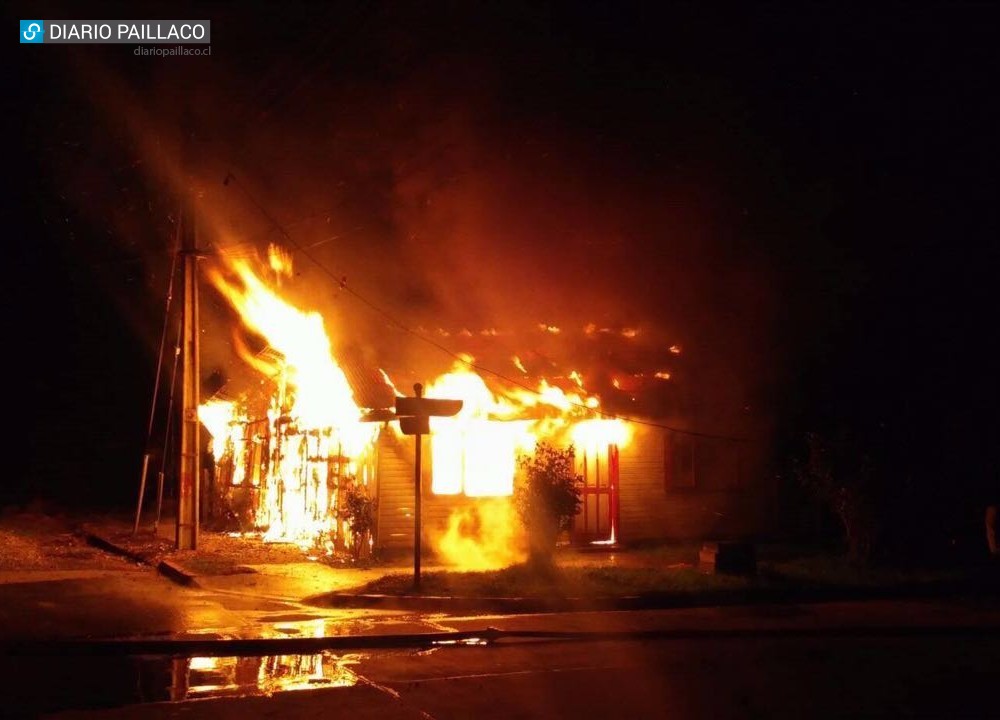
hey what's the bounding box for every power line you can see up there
[221,173,750,443]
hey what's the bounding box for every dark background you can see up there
[8,3,998,548]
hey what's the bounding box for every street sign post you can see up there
[398,414,429,436]
[394,383,463,590]
[396,396,463,419]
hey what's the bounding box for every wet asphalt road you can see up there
[356,634,1000,720]
[9,632,997,719]
[2,568,999,718]
[0,567,412,641]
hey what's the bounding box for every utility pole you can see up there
[176,202,200,550]
[412,384,424,589]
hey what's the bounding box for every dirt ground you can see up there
[0,506,136,572]
[172,531,330,575]
[87,513,360,576]
[0,503,380,578]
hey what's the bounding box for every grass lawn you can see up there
[760,551,966,588]
[360,544,973,599]
[363,563,752,597]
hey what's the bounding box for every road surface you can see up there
[2,548,998,718]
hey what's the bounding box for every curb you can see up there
[305,581,1000,614]
[82,532,150,566]
[304,592,643,613]
[6,623,1000,658]
[81,530,200,589]
[156,559,200,587]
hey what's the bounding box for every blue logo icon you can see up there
[20,20,44,43]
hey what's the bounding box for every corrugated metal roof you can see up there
[336,347,397,411]
[342,361,396,410]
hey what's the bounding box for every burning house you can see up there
[197,247,769,567]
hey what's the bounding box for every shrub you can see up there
[339,480,378,561]
[515,443,583,563]
[793,432,879,565]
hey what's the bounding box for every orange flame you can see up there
[201,251,379,550]
[424,361,631,567]
[200,248,635,566]
[267,243,293,279]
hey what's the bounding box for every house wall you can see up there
[374,430,417,550]
[375,431,486,551]
[377,423,775,550]
[618,425,774,542]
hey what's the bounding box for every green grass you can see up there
[760,552,964,588]
[359,544,971,599]
[362,563,751,598]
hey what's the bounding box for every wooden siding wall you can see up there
[374,431,416,550]
[378,424,774,549]
[375,431,500,551]
[618,425,773,541]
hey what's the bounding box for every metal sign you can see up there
[398,414,430,436]
[395,396,463,419]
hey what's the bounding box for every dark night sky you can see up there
[8,3,998,511]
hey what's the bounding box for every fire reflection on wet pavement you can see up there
[2,648,376,714]
[172,650,362,701]
[0,611,480,715]
[173,616,362,700]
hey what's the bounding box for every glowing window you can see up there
[430,420,521,496]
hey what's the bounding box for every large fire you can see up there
[199,247,631,566]
[199,252,379,552]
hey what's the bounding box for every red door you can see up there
[572,444,619,545]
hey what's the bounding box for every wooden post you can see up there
[133,452,150,534]
[201,467,210,523]
[177,204,200,550]
[413,383,423,591]
[154,470,165,534]
[169,657,189,702]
